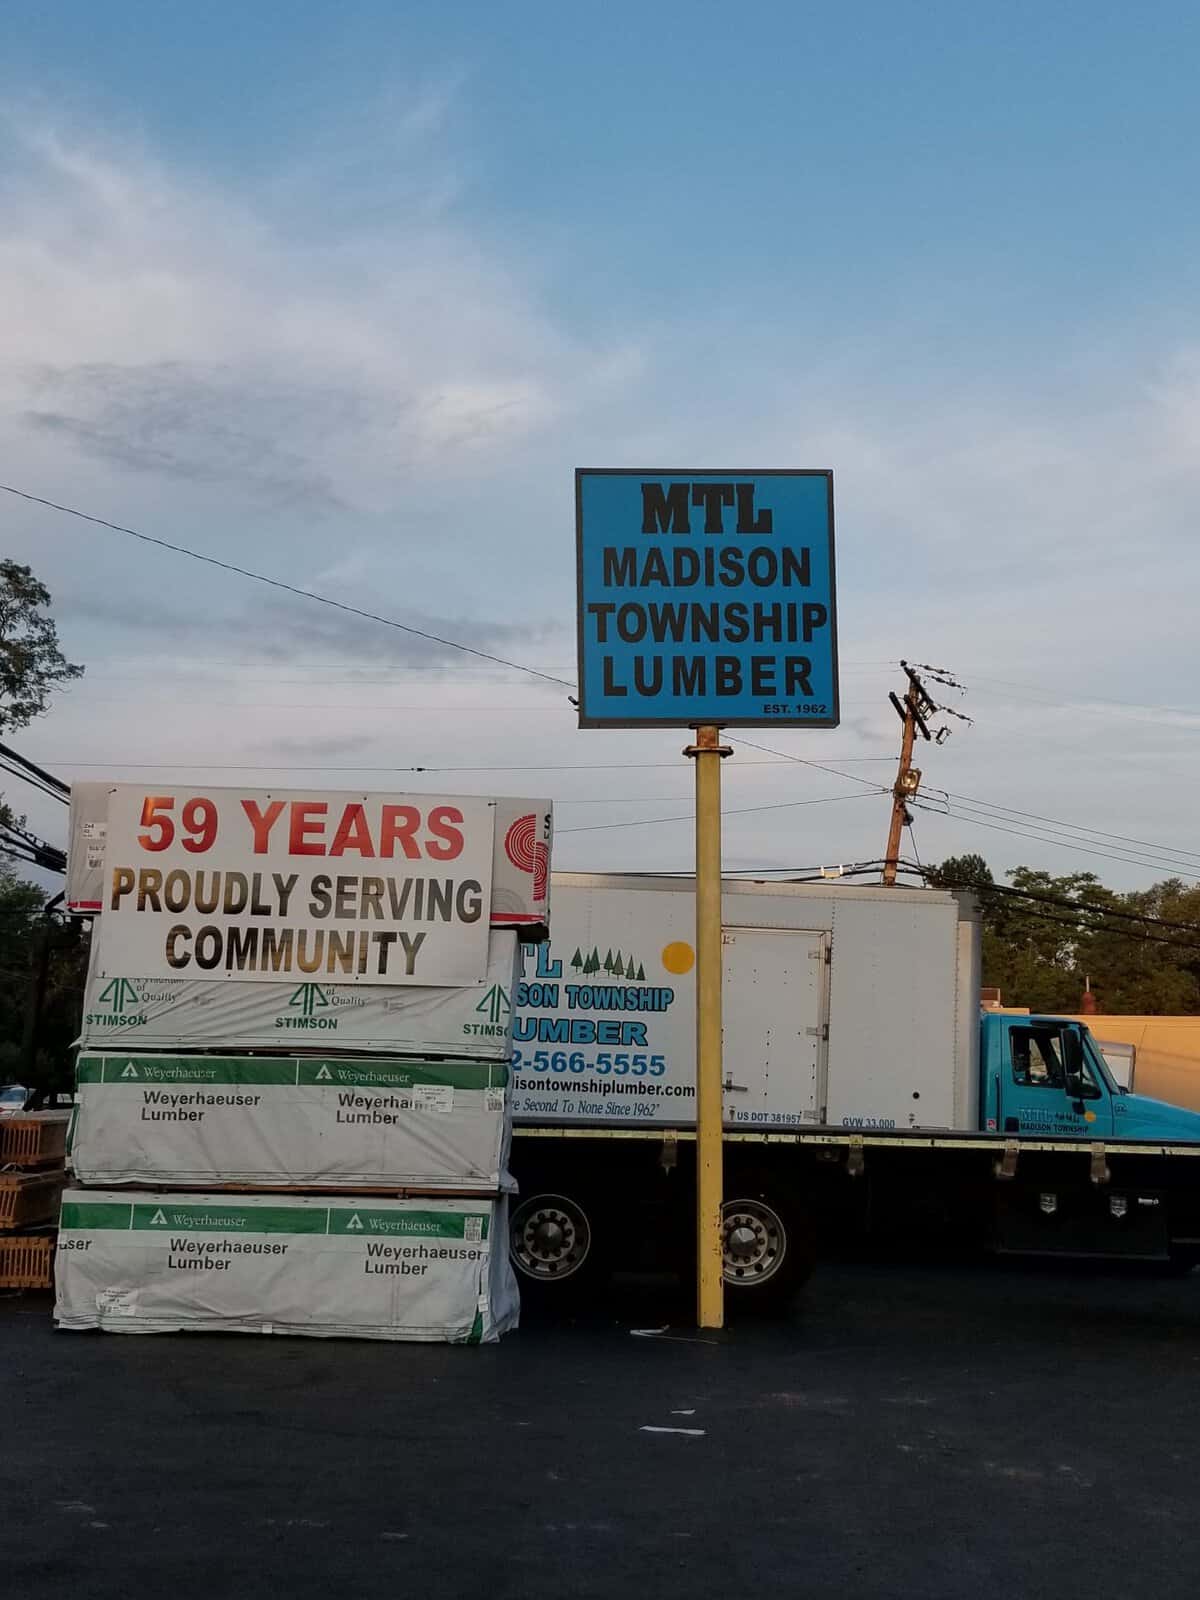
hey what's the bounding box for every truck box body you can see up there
[69,1053,512,1193]
[511,875,979,1133]
[78,929,520,1061]
[54,1190,519,1343]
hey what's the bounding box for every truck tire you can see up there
[721,1189,815,1312]
[509,1190,605,1305]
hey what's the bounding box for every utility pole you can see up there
[685,723,732,1330]
[883,662,936,886]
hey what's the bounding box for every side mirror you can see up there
[1062,1028,1100,1101]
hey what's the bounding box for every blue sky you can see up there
[11,0,1200,334]
[3,2,1200,891]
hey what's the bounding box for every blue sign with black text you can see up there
[575,469,838,728]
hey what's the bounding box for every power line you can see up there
[0,741,69,798]
[906,823,921,871]
[559,794,783,806]
[558,789,882,835]
[726,860,889,881]
[724,735,889,793]
[936,797,1200,881]
[938,894,1200,958]
[0,483,575,691]
[56,693,882,716]
[0,765,66,807]
[0,756,69,808]
[0,743,70,811]
[911,802,1200,882]
[53,698,576,711]
[78,657,899,680]
[25,757,897,773]
[937,788,1200,868]
[0,819,66,874]
[890,859,1200,954]
[919,792,1200,879]
[614,860,889,880]
[964,673,1200,723]
[913,864,1200,938]
[0,850,64,876]
[73,669,566,683]
[913,802,1200,881]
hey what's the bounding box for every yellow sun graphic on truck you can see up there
[661,941,695,976]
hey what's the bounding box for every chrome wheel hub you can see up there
[510,1194,591,1282]
[722,1198,786,1284]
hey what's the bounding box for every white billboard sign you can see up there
[95,787,495,987]
[68,784,552,939]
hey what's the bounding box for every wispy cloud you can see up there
[0,104,630,512]
[62,584,570,674]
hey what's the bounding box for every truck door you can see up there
[721,927,827,1129]
[1000,1021,1114,1139]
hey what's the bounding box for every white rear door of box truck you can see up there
[722,927,827,1129]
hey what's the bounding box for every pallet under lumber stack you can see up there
[0,1112,70,1291]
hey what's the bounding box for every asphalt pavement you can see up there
[4,1259,1200,1600]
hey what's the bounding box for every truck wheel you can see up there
[509,1191,602,1303]
[721,1193,813,1310]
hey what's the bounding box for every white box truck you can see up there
[506,875,1200,1306]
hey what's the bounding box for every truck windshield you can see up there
[1079,1029,1120,1095]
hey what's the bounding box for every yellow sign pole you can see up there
[687,723,730,1329]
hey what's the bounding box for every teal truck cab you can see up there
[983,1012,1200,1143]
[975,1011,1200,1269]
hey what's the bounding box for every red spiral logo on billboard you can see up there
[531,841,548,904]
[504,814,536,873]
[504,814,548,905]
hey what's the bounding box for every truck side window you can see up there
[1010,1027,1066,1089]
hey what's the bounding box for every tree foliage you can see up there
[0,560,83,732]
[0,864,88,1097]
[929,854,1200,1014]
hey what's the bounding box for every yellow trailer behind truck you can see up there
[1061,1017,1200,1113]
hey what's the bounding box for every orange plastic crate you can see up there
[0,1233,55,1289]
[0,1172,65,1231]
[0,1112,69,1169]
